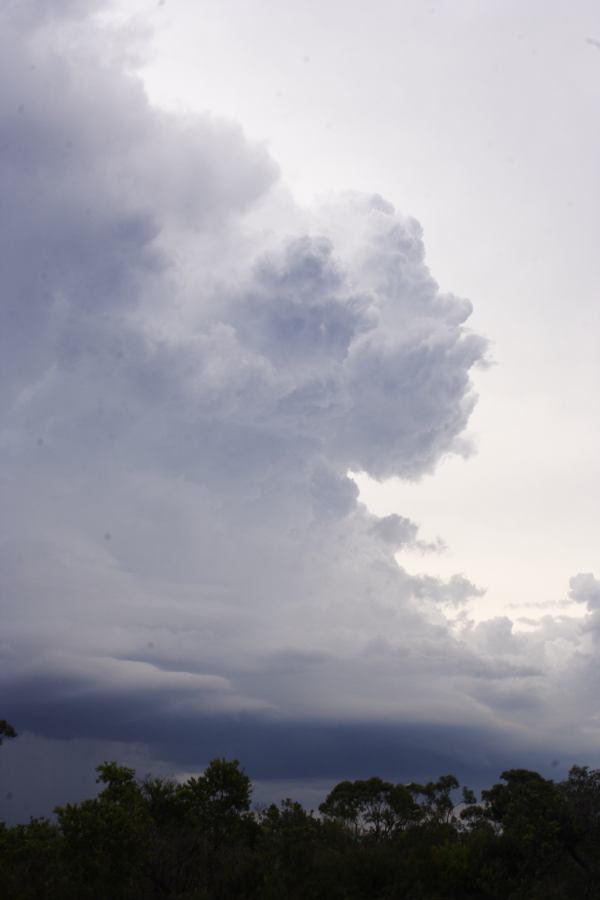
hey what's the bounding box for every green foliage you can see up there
[0,817,64,900]
[319,776,422,838]
[180,757,252,836]
[408,774,461,826]
[2,754,600,898]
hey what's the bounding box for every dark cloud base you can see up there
[4,685,570,787]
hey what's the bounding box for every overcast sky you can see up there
[2,0,600,822]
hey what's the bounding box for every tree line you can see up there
[1,720,600,898]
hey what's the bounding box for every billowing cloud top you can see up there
[1,1,598,819]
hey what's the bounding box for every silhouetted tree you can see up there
[0,720,17,745]
[3,754,600,899]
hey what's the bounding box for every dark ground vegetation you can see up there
[2,720,600,899]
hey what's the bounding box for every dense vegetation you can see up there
[2,721,600,899]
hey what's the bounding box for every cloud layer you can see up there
[1,1,599,820]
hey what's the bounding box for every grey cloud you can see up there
[0,4,276,405]
[413,573,485,607]
[371,513,419,547]
[569,572,600,611]
[471,616,523,653]
[0,711,573,824]
[2,0,102,27]
[4,0,600,820]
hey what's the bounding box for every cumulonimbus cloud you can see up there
[1,2,599,819]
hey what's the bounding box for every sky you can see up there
[1,0,600,822]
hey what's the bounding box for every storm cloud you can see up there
[1,1,599,822]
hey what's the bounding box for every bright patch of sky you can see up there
[108,0,600,623]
